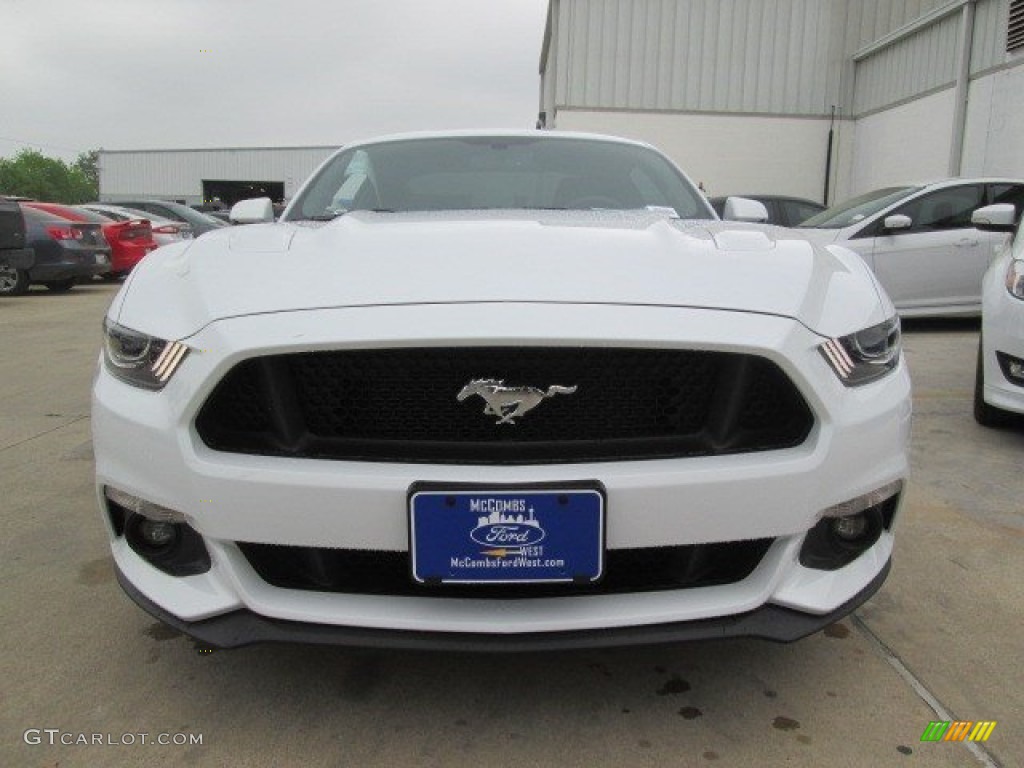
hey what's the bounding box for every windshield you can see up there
[799,186,920,230]
[286,136,711,221]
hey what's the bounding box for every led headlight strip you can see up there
[819,315,901,387]
[103,319,190,390]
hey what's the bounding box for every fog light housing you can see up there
[996,352,1024,387]
[104,486,185,523]
[800,482,903,571]
[103,487,211,577]
[138,518,178,549]
[832,514,869,542]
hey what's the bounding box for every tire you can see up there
[0,265,30,296]
[101,271,125,282]
[42,279,76,293]
[973,335,1009,428]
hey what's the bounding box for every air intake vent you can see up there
[1010,0,1024,52]
[196,347,814,465]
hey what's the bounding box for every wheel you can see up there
[42,279,76,293]
[973,336,1010,427]
[0,266,30,296]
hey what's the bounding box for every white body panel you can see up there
[800,178,1024,318]
[980,231,1024,416]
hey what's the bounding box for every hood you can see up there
[116,210,886,340]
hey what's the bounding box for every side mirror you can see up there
[722,196,769,223]
[971,203,1016,233]
[882,214,912,232]
[229,197,274,225]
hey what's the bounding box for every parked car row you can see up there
[0,199,214,295]
[113,199,227,236]
[4,205,112,294]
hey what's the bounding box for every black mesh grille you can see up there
[195,347,814,464]
[236,539,774,597]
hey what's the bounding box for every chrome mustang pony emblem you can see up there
[456,379,578,425]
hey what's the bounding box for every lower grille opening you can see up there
[236,539,774,598]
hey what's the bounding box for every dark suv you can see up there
[0,198,36,296]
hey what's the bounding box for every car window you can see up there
[893,185,984,233]
[87,207,128,221]
[150,204,186,222]
[799,186,919,229]
[784,200,825,226]
[20,206,67,224]
[73,206,118,223]
[989,184,1024,224]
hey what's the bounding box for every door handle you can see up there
[954,238,979,247]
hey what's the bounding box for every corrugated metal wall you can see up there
[852,10,961,115]
[850,0,1009,116]
[99,147,338,200]
[971,0,1012,71]
[544,0,1012,118]
[552,0,845,116]
[841,0,951,52]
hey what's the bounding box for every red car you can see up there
[23,202,158,278]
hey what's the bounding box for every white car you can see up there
[973,204,1024,426]
[799,179,1024,318]
[93,131,911,650]
[81,203,193,246]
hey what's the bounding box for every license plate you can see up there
[409,485,604,584]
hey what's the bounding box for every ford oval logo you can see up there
[471,523,546,547]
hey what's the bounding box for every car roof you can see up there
[905,177,1024,189]
[336,129,657,153]
[85,203,178,223]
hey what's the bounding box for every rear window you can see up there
[77,207,123,222]
[20,205,68,224]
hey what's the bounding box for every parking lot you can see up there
[2,282,1020,767]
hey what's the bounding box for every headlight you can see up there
[819,315,901,386]
[103,319,189,390]
[1006,259,1024,300]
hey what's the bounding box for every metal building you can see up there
[540,0,1024,203]
[98,146,338,208]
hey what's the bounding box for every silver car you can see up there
[799,179,1024,318]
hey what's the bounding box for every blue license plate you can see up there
[409,486,605,584]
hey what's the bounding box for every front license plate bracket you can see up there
[408,482,606,586]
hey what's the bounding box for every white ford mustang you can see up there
[93,131,911,650]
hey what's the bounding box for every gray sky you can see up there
[1,0,550,162]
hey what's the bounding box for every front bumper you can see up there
[94,303,912,644]
[116,558,891,650]
[981,274,1024,415]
